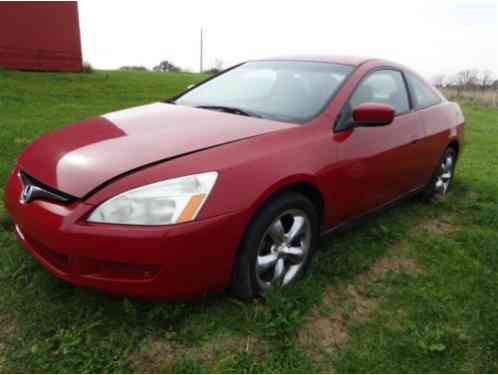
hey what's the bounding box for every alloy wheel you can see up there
[255,209,311,290]
[435,153,454,195]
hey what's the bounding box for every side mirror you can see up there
[352,103,395,127]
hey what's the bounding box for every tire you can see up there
[231,192,319,299]
[421,147,457,200]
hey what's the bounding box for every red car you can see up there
[4,55,464,299]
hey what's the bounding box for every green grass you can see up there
[0,69,497,373]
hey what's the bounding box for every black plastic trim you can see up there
[320,184,425,239]
[19,171,77,204]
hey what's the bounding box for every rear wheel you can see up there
[231,192,319,298]
[422,147,457,199]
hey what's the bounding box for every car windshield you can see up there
[174,61,354,123]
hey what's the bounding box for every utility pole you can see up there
[200,28,204,73]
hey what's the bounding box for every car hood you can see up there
[17,103,296,197]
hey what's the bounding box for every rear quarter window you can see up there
[406,72,442,109]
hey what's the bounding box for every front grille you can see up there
[24,232,159,281]
[19,171,77,204]
[25,233,71,273]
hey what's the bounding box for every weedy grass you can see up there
[0,70,497,373]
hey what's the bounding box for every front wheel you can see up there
[231,192,319,298]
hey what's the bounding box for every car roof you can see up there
[254,54,375,67]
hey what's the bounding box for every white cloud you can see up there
[78,0,498,78]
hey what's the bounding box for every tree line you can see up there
[432,69,497,91]
[437,69,498,107]
[119,58,223,74]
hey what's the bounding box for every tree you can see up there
[453,69,479,90]
[153,60,181,72]
[478,70,495,90]
[204,58,224,75]
[213,58,223,71]
[430,74,446,88]
[119,65,148,71]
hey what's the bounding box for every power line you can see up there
[200,28,204,73]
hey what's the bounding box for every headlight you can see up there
[87,172,218,225]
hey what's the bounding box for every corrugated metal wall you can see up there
[0,1,82,72]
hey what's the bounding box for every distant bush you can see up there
[119,66,148,71]
[82,61,94,73]
[204,59,224,75]
[153,60,181,73]
[442,88,498,107]
[432,68,497,107]
[204,68,222,75]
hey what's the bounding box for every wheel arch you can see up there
[247,175,326,228]
[447,139,460,158]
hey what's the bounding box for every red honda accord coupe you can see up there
[4,55,464,299]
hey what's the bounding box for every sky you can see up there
[78,0,498,80]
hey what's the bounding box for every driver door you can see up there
[333,69,422,220]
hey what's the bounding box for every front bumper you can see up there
[4,169,248,299]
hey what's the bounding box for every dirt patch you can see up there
[307,315,348,345]
[130,333,264,373]
[299,242,420,362]
[359,242,421,284]
[131,336,176,373]
[465,191,480,200]
[421,218,457,235]
[345,286,379,322]
[368,256,419,278]
[298,284,379,362]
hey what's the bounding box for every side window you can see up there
[405,72,442,109]
[349,70,410,115]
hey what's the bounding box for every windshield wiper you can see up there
[195,105,261,118]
